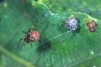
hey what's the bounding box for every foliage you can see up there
[0,0,101,67]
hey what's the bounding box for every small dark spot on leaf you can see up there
[0,0,4,3]
[37,39,51,53]
[75,18,80,33]
[86,20,98,32]
[35,0,37,1]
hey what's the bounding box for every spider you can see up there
[17,26,40,49]
[86,20,98,32]
[65,17,79,31]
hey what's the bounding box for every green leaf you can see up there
[0,0,101,67]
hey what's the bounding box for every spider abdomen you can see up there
[30,31,40,41]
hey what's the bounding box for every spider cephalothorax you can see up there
[17,27,40,49]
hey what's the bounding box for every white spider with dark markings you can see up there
[65,17,79,31]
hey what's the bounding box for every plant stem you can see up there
[0,45,35,67]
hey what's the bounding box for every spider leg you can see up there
[22,31,27,34]
[17,38,23,49]
[22,31,29,36]
[28,27,32,33]
[22,43,25,50]
[30,25,36,31]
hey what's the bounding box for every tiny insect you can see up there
[65,17,79,31]
[86,20,98,32]
[17,27,40,49]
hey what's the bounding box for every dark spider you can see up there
[17,27,40,49]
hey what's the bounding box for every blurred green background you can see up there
[0,0,101,67]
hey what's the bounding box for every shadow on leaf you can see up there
[37,39,51,53]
